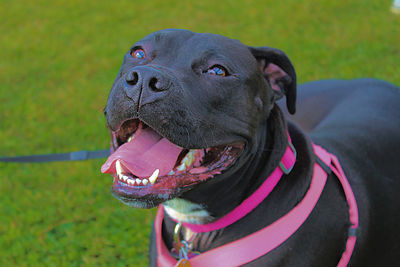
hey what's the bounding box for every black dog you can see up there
[101,29,400,266]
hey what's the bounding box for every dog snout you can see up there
[125,66,170,94]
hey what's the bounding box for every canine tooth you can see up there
[142,179,148,185]
[127,135,133,142]
[136,179,142,185]
[149,169,160,184]
[176,163,186,171]
[116,160,123,176]
[168,170,175,175]
[179,149,197,169]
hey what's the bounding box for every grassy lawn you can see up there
[0,0,399,266]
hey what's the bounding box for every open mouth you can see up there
[101,119,243,204]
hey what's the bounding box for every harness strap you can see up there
[329,154,359,267]
[155,144,359,267]
[312,145,359,267]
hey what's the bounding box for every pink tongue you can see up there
[101,127,183,177]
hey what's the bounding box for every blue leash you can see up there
[0,149,110,163]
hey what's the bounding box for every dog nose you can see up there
[125,67,169,92]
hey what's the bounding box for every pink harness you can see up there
[155,140,359,267]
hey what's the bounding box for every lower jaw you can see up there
[110,170,216,208]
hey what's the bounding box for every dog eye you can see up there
[206,65,227,77]
[131,48,146,59]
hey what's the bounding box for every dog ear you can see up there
[248,46,297,114]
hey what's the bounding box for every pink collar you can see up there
[155,142,359,267]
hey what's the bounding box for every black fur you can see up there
[104,29,400,266]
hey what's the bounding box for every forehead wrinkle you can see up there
[197,49,232,64]
[187,35,255,65]
[145,30,195,49]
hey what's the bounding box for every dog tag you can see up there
[174,258,191,267]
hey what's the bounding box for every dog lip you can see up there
[111,190,162,209]
[113,117,141,135]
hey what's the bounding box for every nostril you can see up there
[149,77,161,91]
[126,71,139,85]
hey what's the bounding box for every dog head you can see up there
[101,29,296,208]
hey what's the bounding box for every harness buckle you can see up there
[348,227,358,237]
[172,223,200,261]
[279,141,297,175]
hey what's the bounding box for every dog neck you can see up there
[161,106,315,252]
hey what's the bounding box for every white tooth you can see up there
[149,169,160,184]
[127,136,133,142]
[168,170,175,175]
[116,160,123,176]
[177,163,186,171]
[123,175,128,182]
[180,149,196,168]
[128,179,134,185]
[136,179,142,185]
[142,179,148,185]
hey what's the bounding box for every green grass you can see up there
[0,0,399,266]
